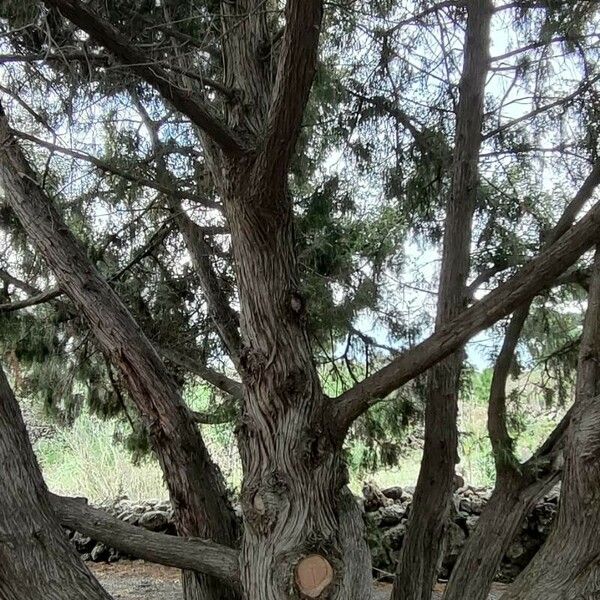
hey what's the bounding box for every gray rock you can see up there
[382,522,407,551]
[138,510,169,531]
[379,505,405,527]
[71,532,95,554]
[91,543,110,562]
[382,486,404,502]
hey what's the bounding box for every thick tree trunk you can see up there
[501,250,600,600]
[0,110,240,600]
[392,3,492,598]
[225,165,372,599]
[0,365,112,600]
[210,2,372,597]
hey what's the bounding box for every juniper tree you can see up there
[0,1,600,600]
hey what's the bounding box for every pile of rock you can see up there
[65,485,560,583]
[362,483,560,582]
[65,498,176,563]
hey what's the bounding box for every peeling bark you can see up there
[226,163,372,600]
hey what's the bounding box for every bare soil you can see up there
[90,561,507,599]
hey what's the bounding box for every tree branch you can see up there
[130,91,242,363]
[386,1,462,34]
[0,286,62,313]
[487,162,600,473]
[191,397,238,425]
[168,203,241,362]
[42,0,246,156]
[348,91,450,162]
[262,0,324,175]
[0,103,240,562]
[484,73,600,140]
[12,128,220,210]
[0,53,232,97]
[50,494,241,589]
[0,221,172,314]
[0,267,39,296]
[330,164,600,440]
[159,346,242,400]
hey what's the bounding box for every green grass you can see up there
[36,413,168,501]
[33,371,570,502]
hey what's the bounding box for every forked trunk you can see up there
[501,249,600,600]
[445,150,600,600]
[0,365,112,600]
[443,472,556,600]
[226,167,372,599]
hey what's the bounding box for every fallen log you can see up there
[50,494,241,591]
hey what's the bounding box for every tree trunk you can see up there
[225,162,372,599]
[443,406,571,600]
[501,249,600,600]
[443,161,600,600]
[0,365,112,600]
[442,472,556,600]
[207,2,373,596]
[0,109,240,600]
[392,3,492,598]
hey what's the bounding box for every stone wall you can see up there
[64,485,559,583]
[363,483,559,582]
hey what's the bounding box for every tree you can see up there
[0,363,112,600]
[498,250,600,599]
[393,4,493,597]
[0,1,600,600]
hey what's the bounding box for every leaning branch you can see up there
[262,0,324,176]
[14,129,220,209]
[0,286,62,313]
[159,347,242,400]
[42,0,245,156]
[487,162,600,472]
[0,104,240,559]
[0,267,38,295]
[50,495,240,588]
[331,167,600,439]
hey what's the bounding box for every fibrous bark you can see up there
[392,3,492,597]
[443,410,570,600]
[0,107,240,600]
[0,365,112,600]
[50,495,240,590]
[500,249,600,599]
[443,162,600,600]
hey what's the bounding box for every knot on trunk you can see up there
[241,472,289,533]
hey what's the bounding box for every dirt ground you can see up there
[90,561,507,599]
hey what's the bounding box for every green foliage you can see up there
[0,0,598,496]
